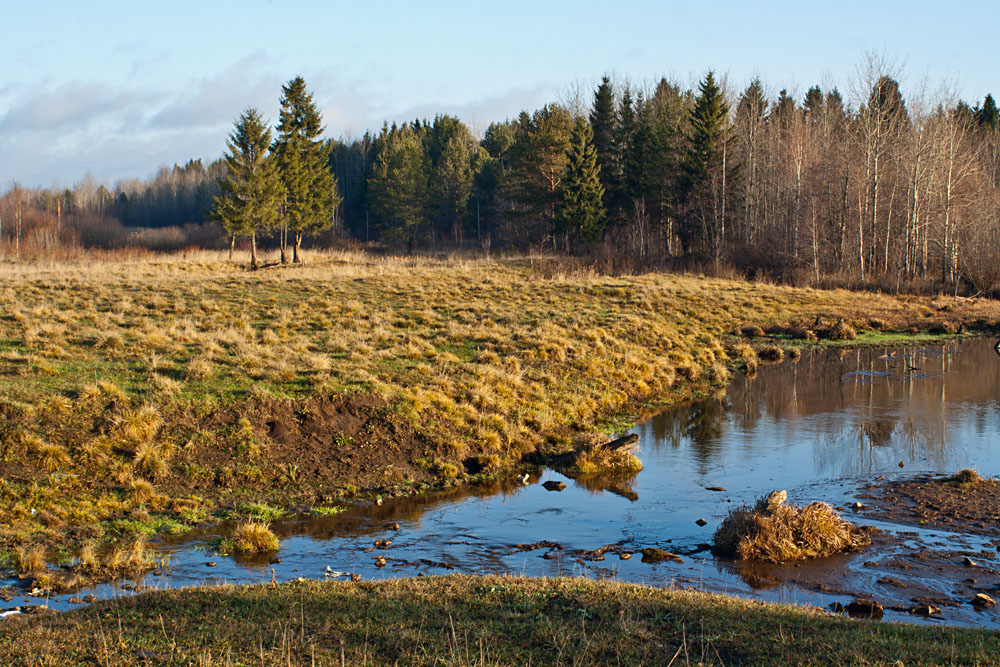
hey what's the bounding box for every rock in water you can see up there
[972,593,996,607]
[765,490,787,510]
[846,599,884,618]
[640,548,682,563]
[695,518,708,527]
[962,556,978,567]
[542,481,567,492]
[910,603,941,616]
[374,556,387,568]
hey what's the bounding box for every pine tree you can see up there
[212,107,281,269]
[589,76,619,221]
[273,76,341,263]
[976,94,999,131]
[555,118,606,247]
[367,125,429,251]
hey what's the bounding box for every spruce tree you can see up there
[212,107,281,269]
[589,76,619,221]
[273,76,341,263]
[555,118,606,247]
[683,71,736,261]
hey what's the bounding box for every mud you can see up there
[860,473,1000,538]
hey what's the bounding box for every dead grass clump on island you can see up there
[573,439,643,475]
[16,544,48,574]
[713,493,872,563]
[947,468,985,486]
[231,521,280,553]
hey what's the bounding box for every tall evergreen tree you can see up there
[555,118,606,246]
[273,76,341,263]
[367,125,429,251]
[683,71,736,262]
[212,108,281,269]
[589,76,620,222]
[976,94,999,131]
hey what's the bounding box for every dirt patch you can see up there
[167,393,451,502]
[860,473,1000,537]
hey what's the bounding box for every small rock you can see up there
[619,553,632,560]
[83,594,96,603]
[911,603,941,616]
[375,498,383,506]
[269,556,282,564]
[765,490,787,510]
[972,593,996,607]
[152,570,162,576]
[846,599,884,618]
[350,573,361,582]
[898,461,905,468]
[963,556,978,567]
[851,502,864,511]
[695,518,708,527]
[374,556,387,568]
[374,539,393,549]
[829,602,845,613]
[641,548,682,563]
[705,486,725,492]
[384,523,400,531]
[542,481,567,492]
[206,562,217,567]
[67,597,81,605]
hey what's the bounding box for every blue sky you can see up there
[2,0,996,188]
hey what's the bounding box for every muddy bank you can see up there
[860,472,1000,537]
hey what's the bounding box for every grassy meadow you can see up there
[2,250,999,583]
[1,574,997,665]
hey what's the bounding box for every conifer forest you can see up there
[3,58,1000,293]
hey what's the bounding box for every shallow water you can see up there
[6,338,1000,627]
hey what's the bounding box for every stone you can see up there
[845,599,884,618]
[851,502,864,511]
[374,556,387,568]
[269,556,282,564]
[384,523,400,531]
[619,553,632,560]
[542,481,566,492]
[706,486,725,492]
[910,603,941,616]
[962,556,978,567]
[765,490,787,510]
[640,548,682,563]
[374,539,393,549]
[695,518,708,527]
[206,562,217,567]
[972,593,996,607]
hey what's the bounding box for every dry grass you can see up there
[0,250,996,561]
[573,439,643,475]
[15,544,47,574]
[713,493,872,563]
[230,521,280,553]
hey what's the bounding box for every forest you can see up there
[2,56,999,292]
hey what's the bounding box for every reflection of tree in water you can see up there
[647,397,728,468]
[641,338,1000,479]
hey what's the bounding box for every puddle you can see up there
[5,337,1000,628]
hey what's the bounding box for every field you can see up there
[2,250,999,583]
[1,575,997,665]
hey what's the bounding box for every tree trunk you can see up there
[229,235,236,260]
[280,224,287,264]
[250,232,259,270]
[293,231,302,263]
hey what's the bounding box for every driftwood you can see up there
[600,433,639,451]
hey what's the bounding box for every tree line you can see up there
[3,57,999,292]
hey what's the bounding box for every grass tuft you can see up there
[713,493,872,562]
[231,521,280,553]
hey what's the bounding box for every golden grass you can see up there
[15,544,47,574]
[0,250,996,560]
[231,521,280,553]
[573,439,643,475]
[713,494,872,563]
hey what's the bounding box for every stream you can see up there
[5,337,1000,628]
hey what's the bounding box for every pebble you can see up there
[542,481,566,492]
[695,518,708,527]
[910,603,941,616]
[705,486,725,492]
[846,599,884,618]
[963,556,978,567]
[384,523,400,531]
[619,553,632,560]
[206,562,217,567]
[374,556,387,568]
[851,502,864,511]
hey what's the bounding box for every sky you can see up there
[2,0,997,189]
